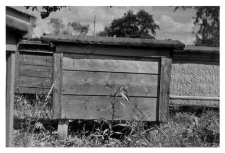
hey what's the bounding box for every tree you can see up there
[68,21,89,35]
[97,10,159,39]
[174,6,219,47]
[25,6,68,19]
[49,18,65,35]
[48,18,90,35]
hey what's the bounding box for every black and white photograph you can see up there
[5,3,220,148]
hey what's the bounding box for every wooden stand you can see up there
[57,119,69,141]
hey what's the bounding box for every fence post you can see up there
[6,51,16,147]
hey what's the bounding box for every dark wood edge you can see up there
[158,58,172,122]
[14,51,20,92]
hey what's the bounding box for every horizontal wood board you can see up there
[15,87,51,94]
[19,53,53,66]
[19,64,53,78]
[63,56,159,74]
[63,71,158,97]
[18,76,52,88]
[62,95,157,121]
[57,45,170,58]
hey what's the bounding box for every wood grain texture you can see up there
[170,95,220,101]
[19,64,53,78]
[15,87,50,94]
[170,99,219,108]
[14,51,20,91]
[63,57,159,74]
[159,58,172,122]
[6,52,16,147]
[52,53,63,119]
[19,53,53,66]
[62,95,157,121]
[57,45,170,58]
[18,76,52,88]
[63,71,158,97]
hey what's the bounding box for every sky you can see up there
[13,6,197,45]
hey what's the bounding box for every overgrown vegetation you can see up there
[13,91,219,147]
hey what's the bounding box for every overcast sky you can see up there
[13,6,197,45]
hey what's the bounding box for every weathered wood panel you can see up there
[170,99,219,108]
[62,95,157,121]
[52,53,63,119]
[63,57,159,74]
[19,64,53,78]
[18,76,52,88]
[159,58,172,121]
[16,87,51,94]
[57,45,170,58]
[19,53,53,66]
[15,51,20,91]
[63,71,158,97]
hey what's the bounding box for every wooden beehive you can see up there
[42,35,185,122]
[16,36,184,122]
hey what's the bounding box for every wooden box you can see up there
[16,36,184,122]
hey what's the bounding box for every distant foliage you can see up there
[48,18,89,35]
[97,10,159,39]
[174,6,219,47]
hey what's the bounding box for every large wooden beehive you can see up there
[16,35,185,122]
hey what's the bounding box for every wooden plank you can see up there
[19,49,53,54]
[19,64,53,78]
[170,99,219,108]
[170,95,220,101]
[58,119,69,141]
[52,53,63,119]
[64,53,160,61]
[6,52,16,147]
[16,87,51,94]
[56,45,170,58]
[63,71,158,97]
[62,95,157,121]
[14,51,20,91]
[19,53,53,66]
[18,76,52,88]
[158,58,172,121]
[63,57,159,74]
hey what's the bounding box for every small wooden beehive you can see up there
[41,35,184,122]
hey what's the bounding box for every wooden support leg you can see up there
[58,119,69,141]
[6,52,16,147]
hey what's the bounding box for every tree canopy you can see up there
[97,10,159,39]
[25,6,68,19]
[48,18,89,35]
[174,6,219,47]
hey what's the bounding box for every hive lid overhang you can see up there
[41,35,185,50]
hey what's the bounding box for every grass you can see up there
[13,93,220,147]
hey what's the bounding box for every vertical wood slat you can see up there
[52,53,63,119]
[6,52,16,147]
[14,51,20,92]
[159,57,172,121]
